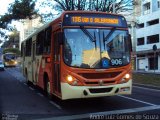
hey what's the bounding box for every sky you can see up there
[0,0,14,15]
[0,0,54,15]
[0,0,130,47]
[0,0,14,46]
[0,0,57,47]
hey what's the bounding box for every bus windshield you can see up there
[4,54,16,60]
[63,28,130,69]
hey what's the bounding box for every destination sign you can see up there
[71,16,119,24]
[63,13,127,27]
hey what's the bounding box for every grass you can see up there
[132,73,160,87]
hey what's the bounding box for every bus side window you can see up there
[21,43,24,57]
[36,31,45,55]
[26,38,32,56]
[44,27,52,54]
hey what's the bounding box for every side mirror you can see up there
[128,34,132,52]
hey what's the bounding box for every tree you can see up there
[0,0,38,31]
[40,0,133,22]
[3,48,21,55]
[0,0,38,43]
[41,0,133,13]
[88,0,133,13]
[1,26,20,49]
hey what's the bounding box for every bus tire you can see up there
[25,69,29,85]
[44,74,51,99]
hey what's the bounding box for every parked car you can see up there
[0,60,5,71]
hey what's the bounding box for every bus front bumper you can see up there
[4,62,17,67]
[61,80,132,100]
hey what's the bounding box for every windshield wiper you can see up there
[80,26,97,48]
[103,27,116,49]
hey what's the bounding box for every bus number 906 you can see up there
[111,59,122,66]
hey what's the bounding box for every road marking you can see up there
[35,105,160,120]
[49,101,62,110]
[23,83,27,86]
[134,83,160,89]
[117,95,156,106]
[29,87,34,91]
[37,93,44,97]
[133,86,160,92]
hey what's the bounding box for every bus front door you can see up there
[32,42,36,84]
[53,33,61,95]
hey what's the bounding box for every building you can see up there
[135,0,160,72]
[19,17,43,50]
[120,0,141,70]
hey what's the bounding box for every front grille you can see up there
[89,87,113,93]
[79,72,121,79]
[85,80,115,85]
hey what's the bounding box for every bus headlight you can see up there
[125,74,130,79]
[66,75,83,86]
[14,61,18,64]
[67,75,73,82]
[120,73,131,83]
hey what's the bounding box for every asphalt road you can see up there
[0,67,160,120]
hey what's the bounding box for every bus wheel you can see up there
[25,71,30,85]
[44,75,51,99]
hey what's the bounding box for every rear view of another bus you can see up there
[3,53,18,67]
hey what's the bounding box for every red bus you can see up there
[21,11,132,100]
